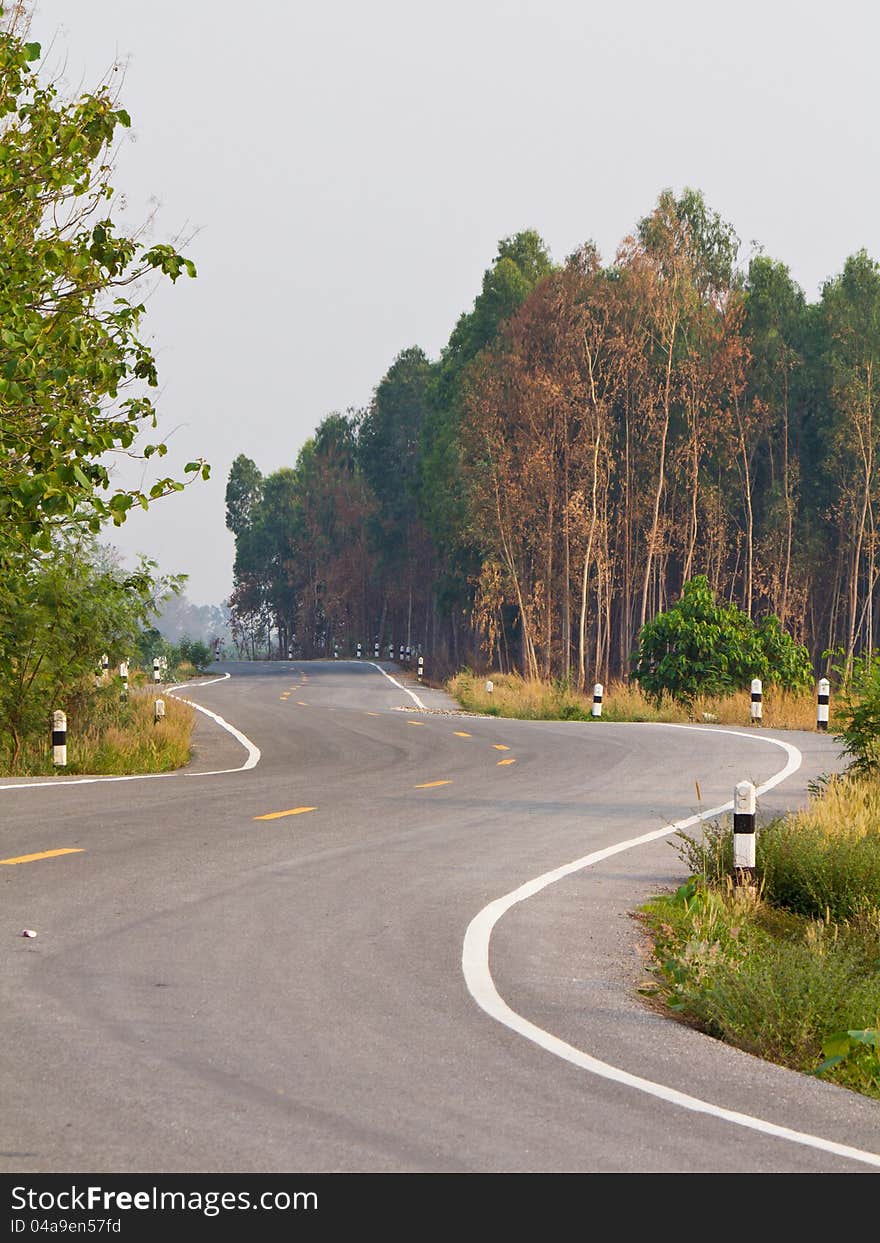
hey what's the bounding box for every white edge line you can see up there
[462,725,880,1170]
[365,660,428,710]
[0,672,260,790]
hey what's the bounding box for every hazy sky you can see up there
[25,0,880,605]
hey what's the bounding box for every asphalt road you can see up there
[1,660,877,1174]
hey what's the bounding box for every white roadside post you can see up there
[154,699,165,725]
[592,682,604,718]
[119,660,129,700]
[153,656,161,684]
[750,678,763,726]
[52,710,67,768]
[418,655,424,683]
[485,679,494,695]
[733,780,757,885]
[817,678,830,732]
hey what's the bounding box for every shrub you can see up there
[632,576,813,706]
[836,653,880,777]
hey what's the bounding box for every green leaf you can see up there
[821,1031,853,1059]
[811,1055,846,1077]
[847,1029,880,1048]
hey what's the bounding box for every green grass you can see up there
[639,777,880,1100]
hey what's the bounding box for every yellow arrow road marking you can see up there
[0,848,84,866]
[254,807,317,821]
[414,780,452,789]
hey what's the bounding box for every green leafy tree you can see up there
[0,4,208,568]
[225,454,263,537]
[0,538,181,766]
[632,576,812,706]
[176,636,213,672]
[835,653,880,777]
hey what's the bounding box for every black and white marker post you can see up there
[733,779,757,885]
[52,710,67,768]
[592,682,603,718]
[750,678,763,726]
[356,642,362,659]
[374,642,379,659]
[119,661,129,700]
[399,644,405,665]
[153,656,161,684]
[417,655,424,683]
[817,677,830,731]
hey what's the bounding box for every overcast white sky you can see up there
[26,0,880,604]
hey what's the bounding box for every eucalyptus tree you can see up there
[820,251,880,667]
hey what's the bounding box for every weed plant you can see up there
[640,776,880,1099]
[1,689,194,776]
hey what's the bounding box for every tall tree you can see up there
[0,5,206,569]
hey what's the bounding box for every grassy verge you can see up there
[638,776,880,1099]
[1,690,195,777]
[448,670,828,730]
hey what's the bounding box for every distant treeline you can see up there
[225,188,880,682]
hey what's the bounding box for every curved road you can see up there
[1,661,877,1173]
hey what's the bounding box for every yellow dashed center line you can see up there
[297,701,309,706]
[414,780,452,789]
[365,712,380,716]
[453,731,471,737]
[407,721,426,727]
[0,848,84,866]
[493,744,510,751]
[254,807,318,821]
[497,758,517,766]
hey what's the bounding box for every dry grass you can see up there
[447,671,835,732]
[3,691,195,776]
[787,773,880,841]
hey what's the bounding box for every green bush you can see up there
[675,811,880,920]
[632,576,813,706]
[836,653,880,777]
[641,882,880,1095]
